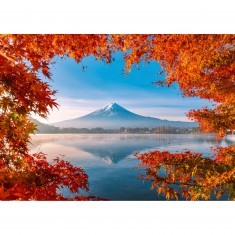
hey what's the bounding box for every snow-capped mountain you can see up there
[51,102,197,129]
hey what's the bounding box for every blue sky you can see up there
[35,52,211,123]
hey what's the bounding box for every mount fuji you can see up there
[51,102,197,129]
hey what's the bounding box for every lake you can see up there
[29,134,233,200]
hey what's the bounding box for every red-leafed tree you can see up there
[110,34,235,200]
[0,35,111,200]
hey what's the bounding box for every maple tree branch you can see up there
[141,177,206,188]
[0,51,16,64]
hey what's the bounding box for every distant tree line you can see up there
[119,126,201,134]
[35,124,201,134]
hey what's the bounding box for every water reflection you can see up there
[29,134,232,200]
[29,134,222,164]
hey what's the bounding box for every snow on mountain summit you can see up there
[101,102,120,111]
[103,102,116,109]
[102,102,124,111]
[87,102,132,118]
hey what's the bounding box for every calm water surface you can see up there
[29,134,232,200]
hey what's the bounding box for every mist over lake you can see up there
[29,133,232,200]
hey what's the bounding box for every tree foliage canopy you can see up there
[0,34,234,200]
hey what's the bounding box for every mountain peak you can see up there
[102,102,121,110]
[51,102,198,129]
[90,102,128,117]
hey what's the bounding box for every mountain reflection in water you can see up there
[29,134,232,200]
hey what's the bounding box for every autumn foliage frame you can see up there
[0,34,234,200]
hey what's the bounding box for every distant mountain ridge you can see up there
[30,117,60,133]
[50,102,197,129]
